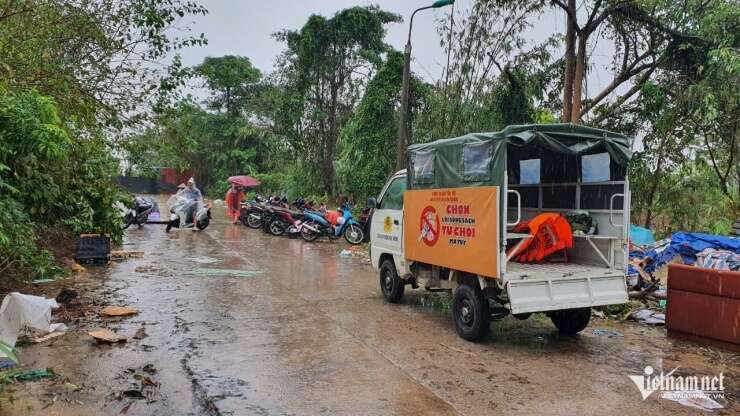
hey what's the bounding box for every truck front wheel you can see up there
[550,308,591,335]
[452,283,490,342]
[379,259,404,303]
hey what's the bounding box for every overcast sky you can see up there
[177,1,620,119]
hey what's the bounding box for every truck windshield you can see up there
[380,177,406,210]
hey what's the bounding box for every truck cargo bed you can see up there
[505,261,621,281]
[504,261,627,314]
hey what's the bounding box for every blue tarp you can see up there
[632,232,740,276]
[630,225,655,246]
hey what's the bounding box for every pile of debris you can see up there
[625,231,740,325]
[629,232,740,288]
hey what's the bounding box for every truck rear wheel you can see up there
[379,259,404,303]
[550,308,591,335]
[452,283,490,342]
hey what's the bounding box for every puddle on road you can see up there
[182,268,261,278]
[186,256,221,264]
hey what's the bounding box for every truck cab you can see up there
[369,124,631,341]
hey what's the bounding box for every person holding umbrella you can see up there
[225,175,261,225]
[225,183,244,224]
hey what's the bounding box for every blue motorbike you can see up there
[300,203,364,245]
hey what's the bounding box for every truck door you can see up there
[370,175,406,272]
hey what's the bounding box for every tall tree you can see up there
[196,55,261,116]
[0,0,207,127]
[274,6,401,195]
[337,51,404,200]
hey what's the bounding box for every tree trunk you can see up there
[570,33,587,124]
[644,133,670,229]
[324,84,339,195]
[561,0,576,122]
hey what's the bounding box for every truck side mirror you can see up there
[367,197,377,209]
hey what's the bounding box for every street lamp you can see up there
[396,0,455,171]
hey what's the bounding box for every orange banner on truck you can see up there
[403,186,499,278]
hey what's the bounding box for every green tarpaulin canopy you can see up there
[407,123,632,190]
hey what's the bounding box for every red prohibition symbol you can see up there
[419,206,440,247]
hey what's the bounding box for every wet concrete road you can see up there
[7,205,739,415]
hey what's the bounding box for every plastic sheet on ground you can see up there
[631,309,665,325]
[0,293,68,365]
[0,293,67,347]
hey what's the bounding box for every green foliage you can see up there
[123,101,264,195]
[336,51,404,201]
[0,196,58,279]
[196,56,262,115]
[0,89,122,279]
[0,0,208,127]
[273,6,401,195]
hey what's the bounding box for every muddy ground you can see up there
[0,202,737,415]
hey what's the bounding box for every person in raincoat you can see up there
[175,178,202,227]
[225,183,244,224]
[182,178,203,201]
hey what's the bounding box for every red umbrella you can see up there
[228,175,261,188]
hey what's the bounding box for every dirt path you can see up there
[1,204,737,415]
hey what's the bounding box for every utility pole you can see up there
[395,0,455,171]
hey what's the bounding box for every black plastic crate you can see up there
[74,234,111,265]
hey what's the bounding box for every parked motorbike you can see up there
[300,203,364,244]
[240,195,266,228]
[358,205,373,243]
[165,193,212,233]
[267,199,311,238]
[123,196,159,229]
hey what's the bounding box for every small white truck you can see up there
[369,124,631,341]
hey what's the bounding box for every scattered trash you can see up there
[11,368,55,382]
[70,263,86,273]
[31,278,56,284]
[111,251,145,261]
[592,310,605,319]
[117,365,159,403]
[182,268,260,278]
[88,329,127,344]
[629,232,740,282]
[56,288,79,305]
[63,382,81,391]
[339,249,351,258]
[695,248,740,271]
[101,306,139,317]
[122,389,146,399]
[662,391,724,412]
[0,293,68,364]
[630,309,665,325]
[592,328,624,338]
[629,224,655,246]
[133,326,148,340]
[33,332,66,344]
